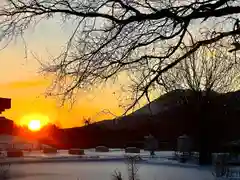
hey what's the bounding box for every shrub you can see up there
[95,146,109,152]
[112,170,123,180]
[68,149,85,155]
[43,148,58,154]
[125,147,140,154]
[112,155,141,180]
[7,149,23,157]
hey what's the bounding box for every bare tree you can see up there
[158,42,240,165]
[159,41,240,94]
[82,117,92,126]
[125,155,141,180]
[1,0,240,111]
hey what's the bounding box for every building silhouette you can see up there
[0,97,11,114]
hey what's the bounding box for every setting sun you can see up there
[28,120,41,131]
[20,113,49,131]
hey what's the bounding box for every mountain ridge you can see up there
[95,89,239,129]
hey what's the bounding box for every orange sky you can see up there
[0,18,126,128]
[0,76,124,128]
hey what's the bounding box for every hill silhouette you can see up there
[77,89,240,150]
[0,89,240,151]
[96,89,220,128]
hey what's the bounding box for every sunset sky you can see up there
[0,17,125,128]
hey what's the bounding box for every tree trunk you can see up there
[197,91,212,165]
[199,150,212,165]
[199,133,212,165]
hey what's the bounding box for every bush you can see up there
[95,146,109,152]
[68,149,85,155]
[112,155,141,180]
[125,147,140,153]
[112,170,123,180]
[43,148,58,154]
[7,149,23,157]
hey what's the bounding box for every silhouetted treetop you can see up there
[1,0,240,112]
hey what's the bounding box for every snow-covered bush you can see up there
[68,149,85,155]
[43,147,58,154]
[95,146,109,152]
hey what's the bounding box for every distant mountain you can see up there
[94,89,235,129]
[95,90,192,128]
[219,90,240,107]
[130,89,223,116]
[130,89,193,116]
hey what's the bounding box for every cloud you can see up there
[0,77,50,89]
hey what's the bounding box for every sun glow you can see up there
[20,114,49,131]
[28,120,41,131]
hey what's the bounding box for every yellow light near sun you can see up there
[20,114,49,131]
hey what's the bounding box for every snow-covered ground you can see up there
[0,150,215,180]
[23,149,174,159]
[8,161,213,180]
[1,150,194,165]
